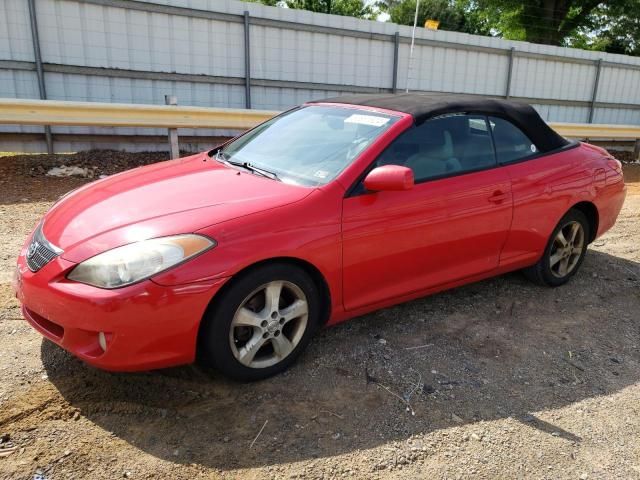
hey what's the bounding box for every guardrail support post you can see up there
[244,11,252,109]
[27,0,53,154]
[165,95,180,158]
[392,32,399,93]
[588,59,602,123]
[505,47,515,99]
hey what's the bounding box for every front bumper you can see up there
[14,253,227,371]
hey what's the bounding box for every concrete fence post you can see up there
[244,11,252,109]
[27,0,53,154]
[165,95,179,159]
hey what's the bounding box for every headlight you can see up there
[67,234,215,289]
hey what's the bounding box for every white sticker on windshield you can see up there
[344,114,390,127]
[314,170,330,179]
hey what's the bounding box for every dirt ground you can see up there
[0,152,639,480]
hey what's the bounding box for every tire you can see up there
[198,263,320,381]
[523,209,590,287]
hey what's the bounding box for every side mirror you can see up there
[363,165,414,192]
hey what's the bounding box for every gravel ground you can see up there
[0,149,198,178]
[0,151,639,480]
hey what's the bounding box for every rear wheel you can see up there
[199,263,320,381]
[523,209,590,287]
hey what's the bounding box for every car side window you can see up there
[489,116,538,164]
[375,114,496,184]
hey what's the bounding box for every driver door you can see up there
[341,114,513,311]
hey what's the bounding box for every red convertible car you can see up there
[14,94,626,380]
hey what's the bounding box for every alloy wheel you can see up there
[229,280,309,369]
[549,221,585,278]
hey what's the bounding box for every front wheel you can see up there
[523,209,590,287]
[198,264,320,381]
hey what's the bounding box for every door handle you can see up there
[488,190,508,204]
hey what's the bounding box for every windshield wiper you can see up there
[227,159,280,181]
[214,150,280,181]
[243,163,280,181]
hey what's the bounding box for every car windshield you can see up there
[218,105,399,186]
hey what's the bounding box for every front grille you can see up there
[26,223,62,272]
[26,241,58,272]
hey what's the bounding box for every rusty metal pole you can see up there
[27,0,53,154]
[165,95,179,159]
[588,59,602,124]
[505,47,515,99]
[392,32,399,93]
[243,11,252,109]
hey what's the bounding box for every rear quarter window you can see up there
[490,116,538,164]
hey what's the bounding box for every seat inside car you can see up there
[452,117,495,170]
[404,126,461,180]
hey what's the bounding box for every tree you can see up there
[474,0,640,54]
[475,0,611,46]
[567,1,640,55]
[385,0,491,34]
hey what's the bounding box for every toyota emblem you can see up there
[27,241,39,259]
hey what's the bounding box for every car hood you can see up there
[43,153,313,262]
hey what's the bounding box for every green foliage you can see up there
[472,0,578,44]
[567,1,640,55]
[474,0,639,50]
[251,0,280,5]
[385,0,491,35]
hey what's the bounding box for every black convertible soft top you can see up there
[311,93,569,153]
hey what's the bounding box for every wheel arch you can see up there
[197,256,332,353]
[569,201,599,243]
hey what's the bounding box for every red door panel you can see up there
[342,168,513,311]
[499,147,590,267]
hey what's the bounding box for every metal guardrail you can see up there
[0,98,639,158]
[0,98,275,130]
[549,122,640,140]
